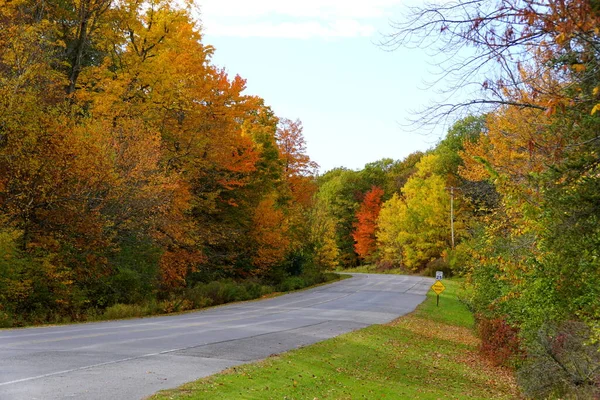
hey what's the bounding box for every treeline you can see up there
[312,116,485,274]
[321,0,600,397]
[0,0,334,326]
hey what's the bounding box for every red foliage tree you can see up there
[352,186,384,261]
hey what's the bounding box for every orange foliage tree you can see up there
[276,118,319,207]
[250,195,290,275]
[352,186,384,261]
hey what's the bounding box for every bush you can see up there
[423,257,453,278]
[375,260,410,273]
[446,244,472,276]
[278,276,306,292]
[105,236,161,305]
[275,272,338,292]
[477,314,523,367]
[183,279,274,309]
[161,299,193,313]
[101,303,147,320]
[0,310,13,328]
[518,320,600,399]
[9,272,340,326]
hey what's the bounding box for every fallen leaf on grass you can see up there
[391,316,479,347]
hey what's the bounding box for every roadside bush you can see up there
[275,271,338,292]
[446,244,472,276]
[0,310,13,328]
[423,257,453,278]
[162,299,194,313]
[518,320,600,399]
[477,314,523,367]
[375,260,410,273]
[183,279,274,309]
[9,272,340,326]
[183,286,214,309]
[102,303,148,320]
[105,236,161,305]
[277,276,306,292]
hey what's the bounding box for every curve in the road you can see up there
[0,273,433,400]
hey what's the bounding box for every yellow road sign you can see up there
[431,280,445,295]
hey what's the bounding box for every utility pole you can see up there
[450,186,455,249]
[446,187,459,249]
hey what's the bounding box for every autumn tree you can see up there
[376,194,407,267]
[383,0,600,124]
[377,154,456,270]
[308,200,340,271]
[385,152,424,193]
[250,194,290,275]
[276,118,319,207]
[352,186,384,262]
[315,169,362,267]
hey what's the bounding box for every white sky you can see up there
[197,0,448,172]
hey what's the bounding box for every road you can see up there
[0,273,433,400]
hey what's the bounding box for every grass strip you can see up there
[150,279,519,400]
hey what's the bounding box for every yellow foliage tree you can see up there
[377,154,454,270]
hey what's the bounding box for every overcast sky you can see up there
[197,0,448,172]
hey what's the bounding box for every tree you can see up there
[375,153,458,271]
[0,0,328,322]
[276,118,318,178]
[308,200,340,271]
[276,118,319,207]
[376,194,407,267]
[386,152,425,194]
[316,168,363,267]
[352,186,384,262]
[383,0,600,125]
[401,154,454,269]
[250,194,290,275]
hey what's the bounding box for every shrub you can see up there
[244,282,263,299]
[259,285,275,296]
[102,303,147,320]
[277,276,306,292]
[0,310,13,328]
[424,257,453,278]
[183,279,272,309]
[108,235,161,304]
[183,286,214,309]
[518,320,600,399]
[477,314,523,367]
[446,244,472,276]
[162,299,193,313]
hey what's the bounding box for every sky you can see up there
[196,0,449,172]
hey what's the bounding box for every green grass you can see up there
[150,279,518,400]
[415,279,475,328]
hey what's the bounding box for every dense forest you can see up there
[0,0,333,326]
[1,0,599,398]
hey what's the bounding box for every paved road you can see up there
[0,273,433,400]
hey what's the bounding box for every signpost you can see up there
[435,271,443,280]
[431,280,445,307]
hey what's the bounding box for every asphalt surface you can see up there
[0,273,434,400]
